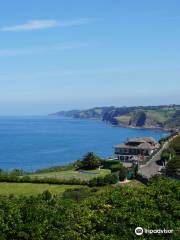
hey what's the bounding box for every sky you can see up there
[0,0,180,115]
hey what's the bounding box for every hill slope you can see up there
[51,105,180,130]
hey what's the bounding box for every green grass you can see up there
[29,169,111,181]
[146,110,175,122]
[115,115,131,125]
[0,183,83,196]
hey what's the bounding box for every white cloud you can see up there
[0,43,89,57]
[0,18,93,32]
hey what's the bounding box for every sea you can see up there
[0,116,169,171]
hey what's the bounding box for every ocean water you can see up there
[0,116,168,171]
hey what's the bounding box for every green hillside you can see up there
[52,104,180,130]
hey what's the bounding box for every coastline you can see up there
[56,115,172,133]
[114,123,171,133]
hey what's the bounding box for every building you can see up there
[114,137,160,163]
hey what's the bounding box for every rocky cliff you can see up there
[51,105,180,130]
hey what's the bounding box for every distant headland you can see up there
[50,104,180,131]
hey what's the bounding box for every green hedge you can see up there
[0,173,119,187]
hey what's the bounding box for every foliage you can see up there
[109,163,128,181]
[132,163,138,178]
[0,172,88,186]
[0,182,84,196]
[166,156,180,179]
[101,159,120,169]
[169,135,180,154]
[88,173,119,187]
[0,170,118,188]
[109,163,123,172]
[118,166,128,181]
[0,176,179,239]
[80,152,101,170]
[62,187,96,202]
[161,150,171,162]
[162,134,180,179]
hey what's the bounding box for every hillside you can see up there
[51,105,180,130]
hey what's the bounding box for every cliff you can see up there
[51,105,180,130]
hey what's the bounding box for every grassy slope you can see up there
[145,109,175,122]
[114,109,178,127]
[29,169,111,181]
[0,183,83,196]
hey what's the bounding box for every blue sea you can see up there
[0,116,168,171]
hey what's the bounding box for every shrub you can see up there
[62,187,93,202]
[104,173,119,184]
[41,190,52,201]
[109,163,123,172]
[118,166,128,181]
[102,160,120,169]
[166,156,180,178]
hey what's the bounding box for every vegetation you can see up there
[0,152,130,188]
[30,169,111,181]
[166,156,180,178]
[161,135,180,179]
[35,163,74,174]
[0,176,179,239]
[0,167,117,187]
[77,152,101,170]
[52,104,180,129]
[0,183,83,196]
[110,163,128,181]
[88,173,119,187]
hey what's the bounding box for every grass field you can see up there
[0,183,83,196]
[29,169,111,180]
[146,110,175,122]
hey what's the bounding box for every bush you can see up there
[41,190,52,201]
[88,173,119,187]
[0,174,89,186]
[62,187,93,202]
[101,160,120,169]
[104,173,119,184]
[166,156,180,178]
[118,166,128,181]
[109,163,123,172]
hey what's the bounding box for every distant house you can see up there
[114,137,160,163]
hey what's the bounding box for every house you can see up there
[114,137,160,163]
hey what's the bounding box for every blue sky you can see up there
[0,0,180,115]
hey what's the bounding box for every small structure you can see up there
[114,137,160,163]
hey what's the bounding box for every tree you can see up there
[118,166,128,181]
[81,152,100,170]
[166,156,180,178]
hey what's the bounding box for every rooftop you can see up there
[115,137,158,150]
